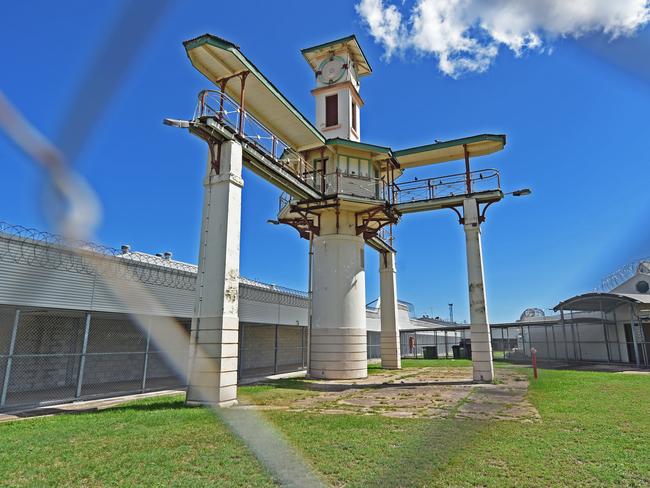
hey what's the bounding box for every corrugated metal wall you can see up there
[0,234,308,325]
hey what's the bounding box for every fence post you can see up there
[630,304,640,367]
[301,326,306,369]
[612,308,621,362]
[274,324,279,374]
[1,309,20,409]
[237,325,244,381]
[445,331,449,358]
[76,312,91,399]
[141,318,152,392]
[600,301,611,364]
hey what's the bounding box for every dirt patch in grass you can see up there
[239,366,540,422]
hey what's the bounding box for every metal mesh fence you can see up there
[238,324,307,380]
[367,331,380,359]
[399,322,649,368]
[0,306,308,411]
[0,308,191,411]
[400,329,469,359]
[494,321,649,367]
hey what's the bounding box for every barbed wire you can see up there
[596,257,650,292]
[0,221,309,306]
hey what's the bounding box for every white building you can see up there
[0,222,428,411]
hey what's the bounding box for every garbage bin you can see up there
[423,346,438,359]
[452,345,461,359]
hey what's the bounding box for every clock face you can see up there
[318,56,346,84]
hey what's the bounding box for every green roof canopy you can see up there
[325,137,391,155]
[394,134,506,168]
[302,35,372,77]
[184,34,325,151]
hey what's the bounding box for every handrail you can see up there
[194,88,319,193]
[393,168,500,204]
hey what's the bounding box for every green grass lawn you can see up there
[1,362,649,487]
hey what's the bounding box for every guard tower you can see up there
[166,33,520,406]
[302,36,371,142]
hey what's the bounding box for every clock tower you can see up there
[302,35,372,141]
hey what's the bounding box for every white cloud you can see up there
[356,0,650,77]
[355,0,406,58]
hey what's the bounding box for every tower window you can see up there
[351,101,357,132]
[325,94,338,127]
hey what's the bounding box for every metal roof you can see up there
[301,35,372,77]
[325,137,392,155]
[184,34,325,151]
[394,134,506,169]
[553,292,650,312]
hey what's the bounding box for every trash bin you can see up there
[452,345,461,359]
[423,346,438,359]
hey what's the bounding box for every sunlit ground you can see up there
[1,361,648,487]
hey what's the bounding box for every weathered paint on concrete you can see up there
[187,140,243,407]
[463,197,494,382]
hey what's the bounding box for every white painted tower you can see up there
[174,33,513,404]
[295,36,399,379]
[302,35,370,142]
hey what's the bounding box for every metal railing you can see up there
[194,89,319,192]
[393,168,500,204]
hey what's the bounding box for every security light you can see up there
[512,188,532,197]
[163,118,190,128]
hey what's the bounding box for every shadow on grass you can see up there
[354,415,489,487]
[2,397,190,420]
[106,398,191,413]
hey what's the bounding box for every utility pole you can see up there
[448,303,454,323]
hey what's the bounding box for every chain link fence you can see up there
[399,322,649,367]
[239,324,307,380]
[0,304,308,411]
[400,329,468,359]
[0,305,189,410]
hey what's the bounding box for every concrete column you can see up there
[462,198,494,382]
[379,251,401,369]
[187,139,243,407]
[310,210,368,379]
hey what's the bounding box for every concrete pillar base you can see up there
[309,327,367,379]
[186,399,238,408]
[187,315,239,406]
[380,251,401,370]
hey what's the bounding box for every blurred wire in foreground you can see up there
[0,0,325,484]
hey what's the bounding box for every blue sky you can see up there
[2,1,650,323]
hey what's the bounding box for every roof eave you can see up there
[301,34,372,76]
[183,34,325,145]
[325,137,392,155]
[394,134,506,159]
